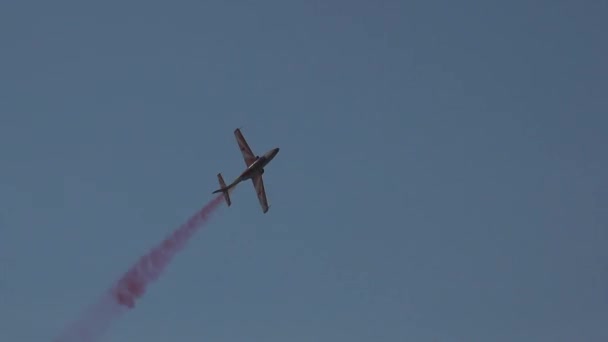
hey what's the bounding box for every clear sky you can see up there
[1,1,607,341]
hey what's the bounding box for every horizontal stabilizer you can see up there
[216,173,231,206]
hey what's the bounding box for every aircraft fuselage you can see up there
[238,147,280,181]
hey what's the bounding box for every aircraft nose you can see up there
[269,148,279,159]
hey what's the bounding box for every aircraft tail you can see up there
[212,173,232,206]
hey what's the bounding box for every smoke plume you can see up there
[52,194,225,342]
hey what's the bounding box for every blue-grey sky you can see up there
[1,1,607,341]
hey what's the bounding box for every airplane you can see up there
[212,128,280,213]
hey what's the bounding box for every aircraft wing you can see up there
[251,174,269,213]
[234,128,257,166]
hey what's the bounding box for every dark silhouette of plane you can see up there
[212,128,279,213]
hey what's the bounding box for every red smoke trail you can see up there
[52,194,226,342]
